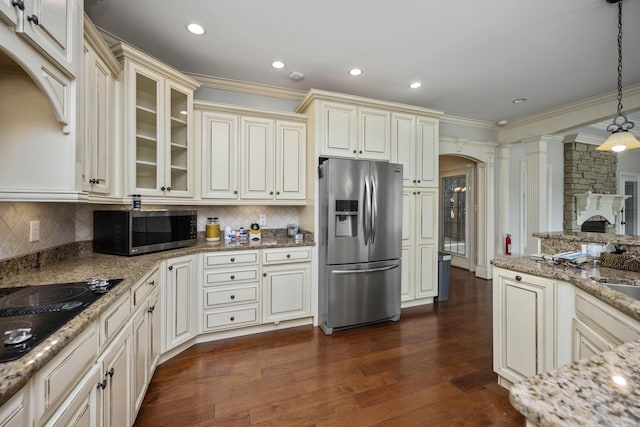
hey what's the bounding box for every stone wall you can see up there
[564,141,617,232]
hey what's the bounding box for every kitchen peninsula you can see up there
[492,231,640,426]
[0,231,314,426]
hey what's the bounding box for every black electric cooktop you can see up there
[0,278,123,363]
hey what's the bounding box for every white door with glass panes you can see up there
[164,82,192,195]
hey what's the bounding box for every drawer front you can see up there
[204,251,259,268]
[204,267,260,286]
[132,269,159,308]
[203,305,259,331]
[100,293,130,347]
[576,291,640,345]
[263,247,312,264]
[34,322,99,423]
[204,285,259,308]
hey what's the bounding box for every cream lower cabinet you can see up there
[132,288,160,419]
[202,250,261,332]
[44,365,101,427]
[0,387,28,427]
[493,267,556,388]
[401,188,438,303]
[163,255,196,352]
[572,288,640,362]
[97,326,131,427]
[262,247,312,323]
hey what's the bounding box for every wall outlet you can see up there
[259,214,267,226]
[30,220,40,242]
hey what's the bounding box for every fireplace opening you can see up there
[581,220,608,233]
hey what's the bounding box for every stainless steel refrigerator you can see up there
[318,158,403,335]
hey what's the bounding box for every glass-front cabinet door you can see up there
[134,69,161,194]
[166,84,192,195]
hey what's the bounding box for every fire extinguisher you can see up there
[505,234,512,256]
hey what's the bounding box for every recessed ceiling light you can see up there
[271,60,285,69]
[409,82,422,89]
[496,120,509,127]
[186,23,205,35]
[512,98,527,104]
[349,68,363,77]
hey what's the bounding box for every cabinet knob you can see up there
[166,186,171,192]
[230,275,235,280]
[230,316,235,322]
[412,192,416,195]
[413,180,417,183]
[97,380,107,390]
[353,150,357,154]
[161,186,166,191]
[230,295,235,300]
[147,305,155,313]
[270,191,274,195]
[149,280,155,286]
[168,265,173,271]
[286,254,291,259]
[230,257,235,262]
[11,1,24,11]
[263,272,267,277]
[417,180,421,183]
[106,368,114,377]
[515,275,522,281]
[234,190,238,195]
[416,191,421,195]
[27,14,39,25]
[359,150,363,154]
[276,191,280,195]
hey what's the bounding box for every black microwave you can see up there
[93,210,198,256]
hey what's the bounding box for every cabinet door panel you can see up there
[263,264,310,323]
[276,121,306,200]
[320,102,357,157]
[416,117,438,187]
[400,247,413,301]
[402,190,414,246]
[201,112,239,199]
[45,365,100,427]
[22,0,75,75]
[416,244,436,298]
[131,306,149,416]
[241,117,274,199]
[572,318,612,362]
[392,113,416,186]
[0,0,18,26]
[417,190,437,243]
[504,284,538,378]
[100,329,130,427]
[165,256,195,351]
[359,107,390,160]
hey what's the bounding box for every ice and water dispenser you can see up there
[335,200,358,237]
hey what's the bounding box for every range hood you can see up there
[575,193,630,226]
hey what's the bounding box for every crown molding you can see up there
[84,15,121,78]
[194,100,306,121]
[498,83,640,144]
[439,115,497,131]
[561,133,605,146]
[187,73,306,101]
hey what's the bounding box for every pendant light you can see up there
[596,0,640,152]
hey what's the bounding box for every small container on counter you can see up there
[206,217,220,242]
[295,233,303,243]
[132,194,141,210]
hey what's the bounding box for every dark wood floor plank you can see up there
[134,267,524,426]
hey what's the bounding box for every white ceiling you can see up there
[85,0,640,126]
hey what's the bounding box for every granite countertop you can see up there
[533,231,640,246]
[491,256,640,426]
[0,236,314,406]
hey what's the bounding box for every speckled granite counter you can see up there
[0,235,314,406]
[491,256,640,426]
[509,340,640,426]
[533,231,640,257]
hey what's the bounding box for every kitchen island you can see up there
[491,255,640,427]
[0,232,314,421]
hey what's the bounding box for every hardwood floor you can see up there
[134,267,524,426]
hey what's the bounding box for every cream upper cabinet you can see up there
[196,101,306,204]
[240,116,275,199]
[318,101,357,157]
[392,114,439,188]
[81,18,121,195]
[115,42,199,199]
[358,107,390,160]
[200,111,239,199]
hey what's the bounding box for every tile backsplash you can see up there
[0,202,301,261]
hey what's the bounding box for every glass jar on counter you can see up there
[206,217,220,242]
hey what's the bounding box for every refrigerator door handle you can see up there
[331,264,399,275]
[370,175,377,245]
[363,175,371,245]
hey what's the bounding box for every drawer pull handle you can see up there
[97,380,107,390]
[286,254,291,259]
[515,275,522,281]
[230,275,235,280]
[230,258,235,262]
[230,316,235,321]
[230,295,235,300]
[148,305,155,313]
[106,368,114,377]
